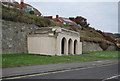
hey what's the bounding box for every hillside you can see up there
[2,6,119,50]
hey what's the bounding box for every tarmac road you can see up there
[21,64,119,80]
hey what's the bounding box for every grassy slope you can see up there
[60,25,114,46]
[2,6,62,27]
[2,6,115,46]
[0,54,2,67]
[83,51,120,59]
[2,54,95,68]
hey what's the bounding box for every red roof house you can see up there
[54,15,77,26]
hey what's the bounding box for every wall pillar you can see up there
[76,41,79,55]
[71,41,74,55]
[65,39,68,55]
[79,42,82,54]
[56,36,61,56]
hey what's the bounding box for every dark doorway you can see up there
[61,38,66,54]
[68,39,72,54]
[74,40,78,54]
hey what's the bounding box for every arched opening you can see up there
[74,40,78,54]
[68,39,72,54]
[61,37,67,54]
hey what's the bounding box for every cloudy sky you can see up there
[16,0,119,33]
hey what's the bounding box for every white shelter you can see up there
[27,27,82,56]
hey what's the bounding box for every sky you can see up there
[16,0,119,33]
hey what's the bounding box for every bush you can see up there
[29,11,34,15]
[99,42,109,51]
[2,6,51,27]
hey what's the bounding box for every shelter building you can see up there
[27,27,82,56]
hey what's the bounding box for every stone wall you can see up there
[2,20,40,54]
[2,20,117,54]
[82,41,116,52]
[82,41,103,52]
[106,45,116,51]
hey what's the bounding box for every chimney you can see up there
[21,0,24,4]
[21,0,24,2]
[56,15,59,19]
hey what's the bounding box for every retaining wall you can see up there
[82,41,116,52]
[2,20,117,54]
[2,20,40,54]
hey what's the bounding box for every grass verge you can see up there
[83,51,120,59]
[2,54,95,68]
[61,56,95,61]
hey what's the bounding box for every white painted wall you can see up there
[79,42,82,54]
[27,36,56,56]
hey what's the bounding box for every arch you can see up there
[61,37,67,54]
[68,39,72,54]
[74,40,78,54]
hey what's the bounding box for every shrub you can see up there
[2,6,52,27]
[99,42,109,51]
[29,11,34,15]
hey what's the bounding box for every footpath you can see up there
[2,59,118,78]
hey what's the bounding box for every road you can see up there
[19,64,119,80]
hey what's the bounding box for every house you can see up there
[1,0,42,16]
[54,15,77,26]
[20,0,42,16]
[1,0,22,9]
[44,15,77,26]
[27,27,82,56]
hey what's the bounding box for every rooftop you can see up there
[34,27,80,37]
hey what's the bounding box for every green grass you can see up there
[2,54,95,68]
[0,8,2,13]
[61,56,95,61]
[2,51,119,68]
[0,54,2,67]
[83,51,120,59]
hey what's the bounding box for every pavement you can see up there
[2,59,118,79]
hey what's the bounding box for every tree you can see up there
[29,10,34,15]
